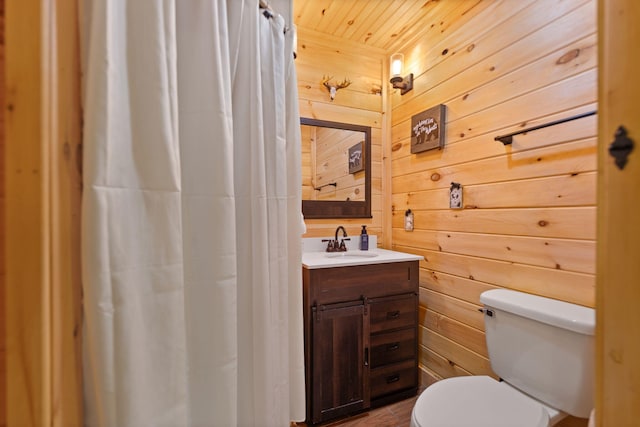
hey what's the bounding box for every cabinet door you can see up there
[312,301,369,424]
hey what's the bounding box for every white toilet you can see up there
[411,289,595,427]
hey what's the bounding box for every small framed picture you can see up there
[348,141,364,174]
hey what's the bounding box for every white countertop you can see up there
[302,237,423,269]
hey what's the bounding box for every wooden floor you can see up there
[295,391,421,427]
[293,386,589,427]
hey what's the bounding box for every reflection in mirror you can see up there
[301,118,371,219]
[302,125,365,201]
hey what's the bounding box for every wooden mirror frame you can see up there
[301,117,372,219]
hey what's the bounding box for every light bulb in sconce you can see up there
[390,53,404,79]
[389,53,413,95]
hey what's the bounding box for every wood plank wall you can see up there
[296,26,388,244]
[388,0,597,387]
[596,0,640,425]
[4,1,83,424]
[0,0,5,424]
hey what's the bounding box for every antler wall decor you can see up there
[321,75,352,101]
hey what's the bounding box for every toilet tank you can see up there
[480,289,595,418]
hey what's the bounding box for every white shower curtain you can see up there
[81,1,305,426]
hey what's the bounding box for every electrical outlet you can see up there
[404,209,414,231]
[450,182,463,209]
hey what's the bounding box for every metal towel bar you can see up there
[494,110,597,145]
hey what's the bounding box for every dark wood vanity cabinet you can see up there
[303,261,419,425]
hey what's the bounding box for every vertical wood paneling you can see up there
[5,1,51,423]
[5,1,82,425]
[0,0,5,424]
[51,0,83,424]
[596,0,640,425]
[389,0,597,386]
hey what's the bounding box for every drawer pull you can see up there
[387,343,400,352]
[387,310,401,319]
[386,374,400,384]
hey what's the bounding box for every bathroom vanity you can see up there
[302,238,422,424]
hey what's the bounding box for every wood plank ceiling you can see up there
[293,0,448,54]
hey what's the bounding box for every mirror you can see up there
[301,117,371,219]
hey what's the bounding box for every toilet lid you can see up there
[412,376,549,427]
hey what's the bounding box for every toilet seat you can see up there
[411,376,549,427]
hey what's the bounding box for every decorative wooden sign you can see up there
[411,104,446,154]
[348,141,364,174]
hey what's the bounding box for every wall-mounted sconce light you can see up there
[390,53,413,95]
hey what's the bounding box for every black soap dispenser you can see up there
[359,225,369,251]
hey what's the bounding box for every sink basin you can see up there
[325,251,379,258]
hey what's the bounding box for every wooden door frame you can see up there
[596,0,640,426]
[4,1,82,425]
[3,0,639,426]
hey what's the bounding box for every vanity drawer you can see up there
[304,261,418,305]
[369,293,417,333]
[370,327,416,368]
[370,359,417,399]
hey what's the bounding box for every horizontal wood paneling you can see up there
[441,69,596,145]
[394,0,595,121]
[396,230,595,274]
[443,34,597,124]
[296,0,597,394]
[419,289,484,333]
[293,1,494,54]
[392,138,597,194]
[392,172,597,211]
[420,270,498,306]
[418,325,493,377]
[389,0,597,387]
[390,1,495,57]
[391,103,597,168]
[419,345,471,381]
[393,207,596,240]
[421,308,488,358]
[412,247,595,307]
[296,24,386,243]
